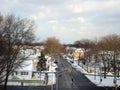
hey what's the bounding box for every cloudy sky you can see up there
[0,0,120,44]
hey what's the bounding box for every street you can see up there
[57,58,114,90]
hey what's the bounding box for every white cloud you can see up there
[51,26,76,38]
[28,5,52,21]
[67,17,87,23]
[0,0,120,43]
[2,0,20,4]
[66,0,120,13]
[77,26,91,35]
[50,26,79,43]
[0,0,21,13]
[47,20,58,24]
[52,26,67,34]
[80,26,88,30]
[67,5,83,13]
[30,12,46,21]
[29,5,60,21]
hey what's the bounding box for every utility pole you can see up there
[51,57,53,90]
[56,71,58,90]
[54,61,58,90]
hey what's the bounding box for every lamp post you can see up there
[54,61,58,90]
[99,62,102,84]
[51,57,54,90]
[94,54,97,80]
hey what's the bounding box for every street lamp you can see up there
[54,61,58,90]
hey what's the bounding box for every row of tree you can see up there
[0,14,35,90]
[74,34,120,78]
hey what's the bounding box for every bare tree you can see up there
[74,39,94,63]
[0,14,35,89]
[98,34,120,78]
[44,37,63,57]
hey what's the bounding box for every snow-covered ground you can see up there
[45,56,57,86]
[66,56,120,87]
[47,73,56,86]
[7,55,57,86]
[7,51,120,87]
[86,75,120,87]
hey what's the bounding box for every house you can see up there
[72,48,84,59]
[10,60,33,80]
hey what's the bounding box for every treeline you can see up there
[0,14,35,90]
[74,34,120,79]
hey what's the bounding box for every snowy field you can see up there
[85,75,120,87]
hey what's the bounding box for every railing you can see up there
[8,80,46,86]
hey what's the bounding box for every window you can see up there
[21,72,28,75]
[15,71,18,75]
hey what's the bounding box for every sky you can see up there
[0,0,120,44]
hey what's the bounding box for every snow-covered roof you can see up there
[15,60,33,71]
[74,48,84,52]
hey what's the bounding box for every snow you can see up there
[47,73,56,85]
[15,60,33,71]
[85,75,120,87]
[7,55,57,86]
[66,56,120,87]
[106,72,113,76]
[75,65,88,74]
[8,50,120,87]
[46,56,57,85]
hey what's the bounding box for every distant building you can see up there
[72,48,84,60]
[10,60,33,80]
[9,48,41,80]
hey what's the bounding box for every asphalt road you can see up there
[0,57,115,90]
[57,58,114,90]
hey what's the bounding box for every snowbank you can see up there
[66,56,120,87]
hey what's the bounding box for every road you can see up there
[0,57,115,90]
[57,58,114,90]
